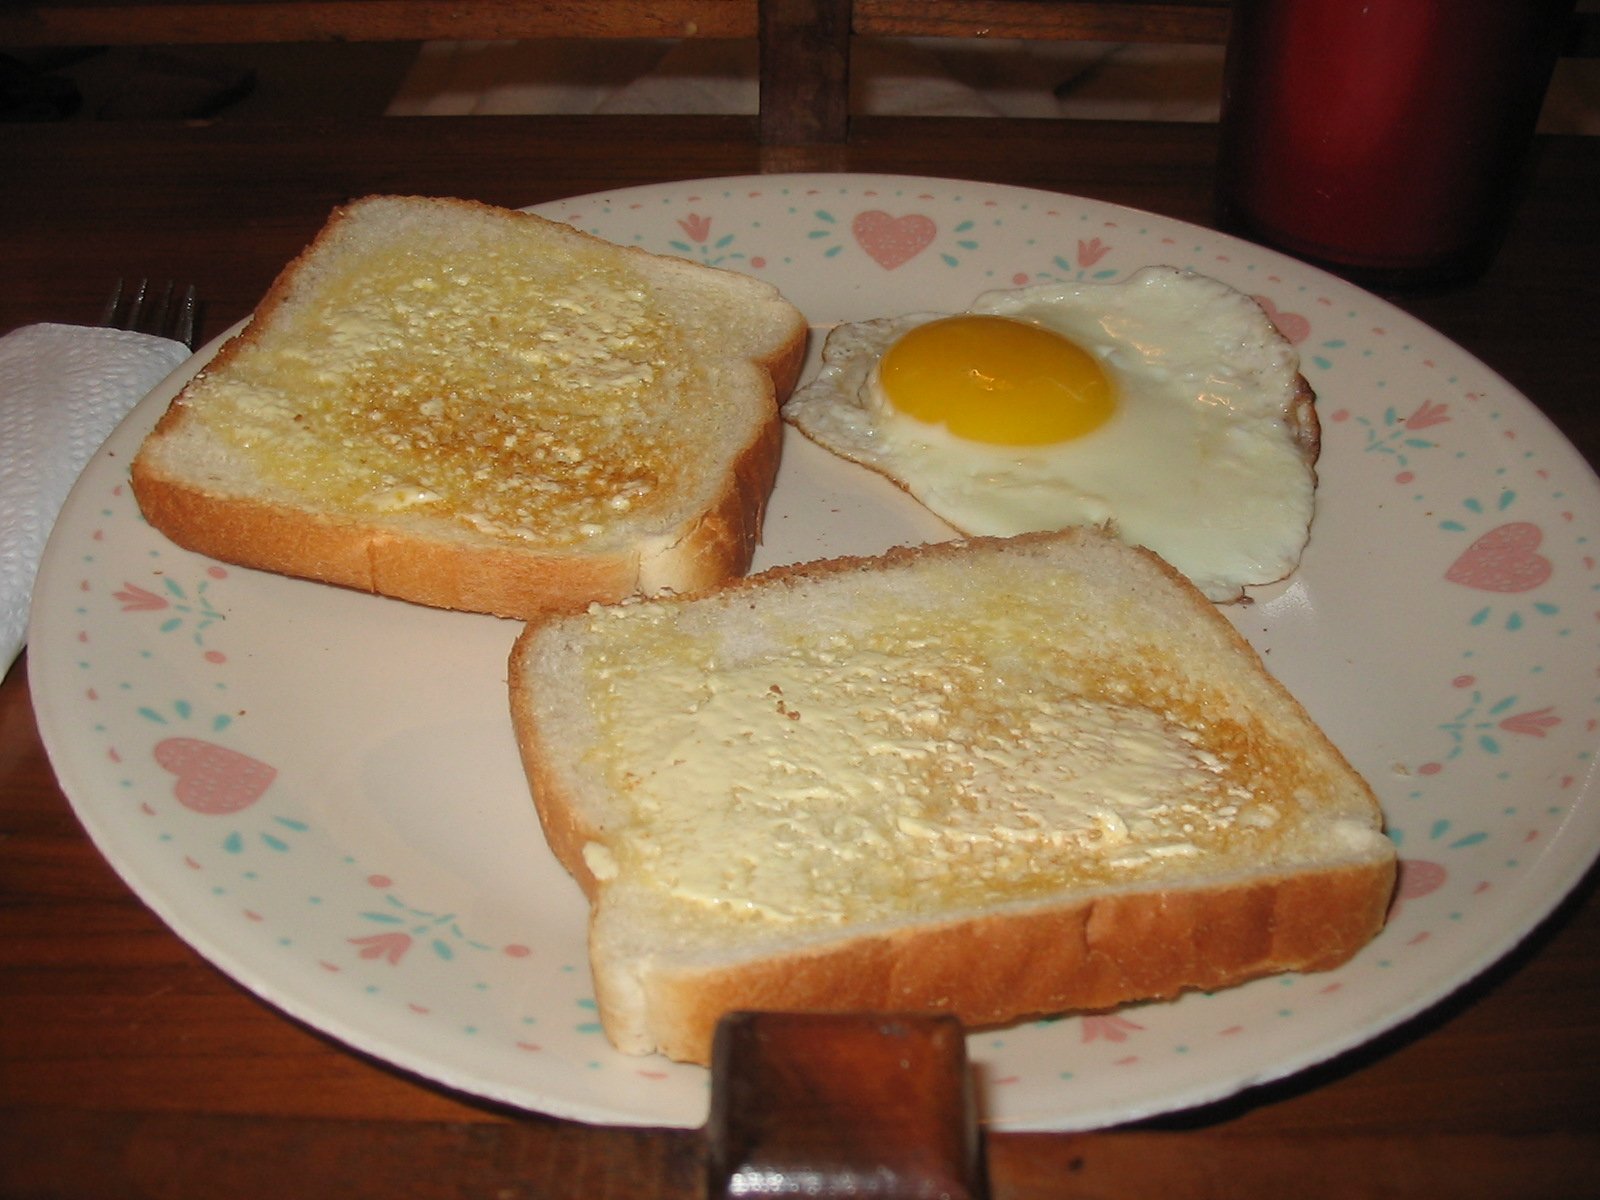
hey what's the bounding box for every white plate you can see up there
[30,174,1600,1131]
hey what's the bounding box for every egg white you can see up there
[783,266,1317,602]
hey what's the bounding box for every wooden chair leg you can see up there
[759,0,852,144]
[706,1011,989,1199]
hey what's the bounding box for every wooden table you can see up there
[3,114,1598,1198]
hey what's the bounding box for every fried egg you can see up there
[784,266,1318,602]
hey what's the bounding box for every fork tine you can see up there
[123,278,151,333]
[99,277,125,327]
[171,284,198,349]
[145,280,174,340]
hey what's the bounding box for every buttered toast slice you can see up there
[508,527,1396,1065]
[131,195,808,618]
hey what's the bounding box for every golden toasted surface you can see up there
[521,530,1387,933]
[182,206,726,546]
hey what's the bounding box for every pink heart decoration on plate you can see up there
[1252,295,1311,345]
[1444,521,1552,593]
[154,737,277,814]
[852,210,936,269]
[1389,859,1448,918]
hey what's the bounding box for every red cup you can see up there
[1216,0,1576,289]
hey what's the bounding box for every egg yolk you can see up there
[878,315,1115,446]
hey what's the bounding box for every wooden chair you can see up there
[2,0,1593,141]
[0,0,1235,138]
[759,0,1233,143]
[0,0,759,44]
[761,0,1600,143]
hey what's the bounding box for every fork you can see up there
[99,278,199,350]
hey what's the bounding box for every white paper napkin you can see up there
[1,322,192,672]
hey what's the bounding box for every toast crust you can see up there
[133,376,789,618]
[635,858,1395,1064]
[129,195,808,620]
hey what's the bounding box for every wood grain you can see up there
[0,0,1238,47]
[853,0,1231,43]
[0,0,758,45]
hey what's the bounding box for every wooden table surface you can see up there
[2,114,1599,1198]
